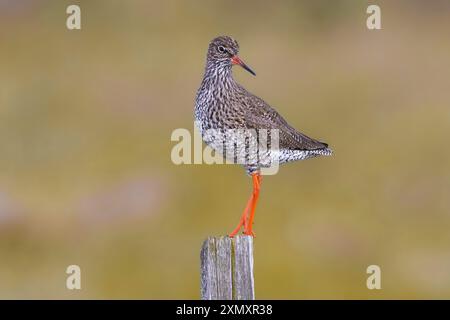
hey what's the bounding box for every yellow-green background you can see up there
[1,0,449,299]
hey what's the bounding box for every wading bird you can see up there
[195,36,332,237]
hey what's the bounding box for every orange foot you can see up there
[243,230,256,237]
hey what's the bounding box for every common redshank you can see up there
[195,36,332,237]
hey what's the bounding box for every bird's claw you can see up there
[243,228,256,237]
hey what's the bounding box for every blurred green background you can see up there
[0,0,449,299]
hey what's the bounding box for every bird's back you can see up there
[235,85,330,153]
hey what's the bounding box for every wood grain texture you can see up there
[200,235,254,300]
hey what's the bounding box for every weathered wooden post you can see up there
[200,235,254,300]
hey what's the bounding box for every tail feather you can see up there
[313,147,333,156]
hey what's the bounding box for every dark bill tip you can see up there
[241,63,256,76]
[231,55,256,76]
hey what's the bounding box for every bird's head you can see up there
[207,36,256,76]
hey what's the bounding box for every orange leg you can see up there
[244,172,261,236]
[229,194,253,237]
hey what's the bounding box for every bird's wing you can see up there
[242,92,328,151]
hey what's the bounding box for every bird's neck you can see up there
[201,61,237,90]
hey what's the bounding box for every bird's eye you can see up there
[218,46,226,53]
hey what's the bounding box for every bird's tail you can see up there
[313,147,333,156]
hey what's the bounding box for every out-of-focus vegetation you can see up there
[0,0,449,298]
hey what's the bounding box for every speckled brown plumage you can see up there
[195,35,332,174]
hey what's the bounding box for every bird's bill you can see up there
[231,55,256,76]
